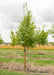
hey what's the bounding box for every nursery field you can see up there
[0,49,54,75]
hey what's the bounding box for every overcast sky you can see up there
[0,0,54,43]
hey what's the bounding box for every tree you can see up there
[10,30,18,46]
[35,27,48,50]
[0,34,3,45]
[39,29,48,45]
[16,4,36,70]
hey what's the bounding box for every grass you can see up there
[0,49,24,53]
[0,49,54,75]
[29,50,54,54]
[0,49,54,66]
[0,53,11,56]
[0,57,27,63]
[0,49,54,54]
[20,54,54,58]
[14,58,54,66]
[0,57,54,66]
[30,59,54,66]
[0,70,25,75]
[0,57,14,62]
[0,53,19,56]
[0,52,54,59]
[41,51,54,54]
[29,54,54,58]
[15,58,28,64]
[0,49,54,55]
[0,69,46,75]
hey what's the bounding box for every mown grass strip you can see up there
[0,57,14,62]
[0,70,25,75]
[20,54,54,58]
[29,51,54,54]
[0,53,11,56]
[0,69,46,75]
[0,57,54,66]
[0,49,54,55]
[0,57,27,63]
[29,54,54,58]
[30,59,54,66]
[14,58,28,64]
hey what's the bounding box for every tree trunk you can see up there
[27,47,29,65]
[24,46,26,70]
[27,47,29,72]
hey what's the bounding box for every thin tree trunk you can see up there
[24,46,26,70]
[28,47,30,75]
[25,47,29,75]
[27,47,29,70]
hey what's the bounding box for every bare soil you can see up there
[0,62,54,74]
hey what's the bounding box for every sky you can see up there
[0,0,54,43]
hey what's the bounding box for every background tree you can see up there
[0,34,3,45]
[39,29,48,45]
[16,4,36,70]
[10,30,18,46]
[35,27,48,50]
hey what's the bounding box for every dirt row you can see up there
[0,62,54,74]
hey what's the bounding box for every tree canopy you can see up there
[35,28,48,45]
[16,10,36,47]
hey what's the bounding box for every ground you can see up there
[0,49,54,75]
